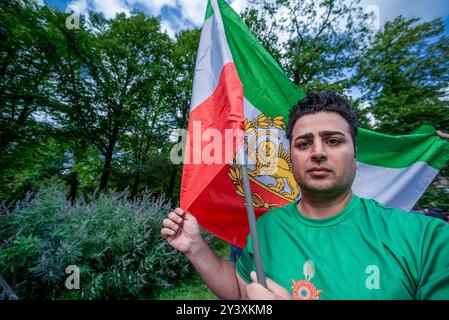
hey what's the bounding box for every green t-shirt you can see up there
[236,195,449,300]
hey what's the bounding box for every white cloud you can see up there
[64,0,252,33]
[230,0,248,14]
[92,0,130,18]
[67,0,88,15]
[67,0,131,18]
[177,0,207,26]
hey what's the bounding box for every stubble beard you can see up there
[298,170,355,202]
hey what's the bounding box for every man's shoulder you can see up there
[357,196,447,229]
[358,196,409,215]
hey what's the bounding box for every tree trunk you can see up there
[131,171,140,198]
[99,151,112,192]
[131,137,151,198]
[67,171,79,204]
[99,132,118,192]
[167,165,178,200]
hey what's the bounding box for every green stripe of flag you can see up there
[356,127,449,170]
[205,0,214,20]
[217,0,304,120]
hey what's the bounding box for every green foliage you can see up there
[0,1,60,156]
[0,1,199,201]
[356,16,449,134]
[415,165,449,213]
[0,187,218,299]
[0,137,67,203]
[52,11,174,192]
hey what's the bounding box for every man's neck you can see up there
[297,189,353,219]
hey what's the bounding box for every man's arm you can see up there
[416,218,449,299]
[161,208,290,300]
[161,208,247,300]
[184,234,249,300]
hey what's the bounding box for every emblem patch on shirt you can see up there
[292,260,323,300]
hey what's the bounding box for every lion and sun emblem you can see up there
[228,113,301,209]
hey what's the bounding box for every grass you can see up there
[153,238,231,300]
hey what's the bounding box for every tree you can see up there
[355,16,449,134]
[0,1,69,201]
[241,0,374,92]
[118,84,172,198]
[54,12,172,192]
[0,1,61,157]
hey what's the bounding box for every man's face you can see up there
[290,111,356,198]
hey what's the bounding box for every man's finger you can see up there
[266,278,292,300]
[266,278,285,292]
[168,211,183,223]
[250,271,291,300]
[247,274,273,300]
[161,228,175,238]
[163,218,179,231]
[437,130,449,140]
[174,208,186,216]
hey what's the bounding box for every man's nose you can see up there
[311,142,327,162]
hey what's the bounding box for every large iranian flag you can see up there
[180,0,449,248]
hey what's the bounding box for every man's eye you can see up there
[297,142,310,149]
[327,138,341,146]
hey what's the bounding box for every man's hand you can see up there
[161,208,202,255]
[246,271,292,300]
[437,130,449,140]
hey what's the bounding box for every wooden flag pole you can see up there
[236,136,267,288]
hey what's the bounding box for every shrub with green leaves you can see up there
[0,186,217,299]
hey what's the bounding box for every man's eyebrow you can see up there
[295,133,313,141]
[319,131,345,137]
[294,131,345,141]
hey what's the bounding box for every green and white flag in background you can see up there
[355,125,449,211]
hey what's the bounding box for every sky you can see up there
[40,0,449,38]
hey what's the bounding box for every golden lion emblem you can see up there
[228,113,300,209]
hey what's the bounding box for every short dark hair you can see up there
[286,91,358,147]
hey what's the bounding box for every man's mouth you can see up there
[307,167,332,177]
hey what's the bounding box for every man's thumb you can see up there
[251,271,268,288]
[185,211,197,223]
[251,271,291,299]
[250,271,258,283]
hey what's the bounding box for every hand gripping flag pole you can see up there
[236,136,267,288]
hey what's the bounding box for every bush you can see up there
[0,186,217,299]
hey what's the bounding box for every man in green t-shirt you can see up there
[161,91,449,300]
